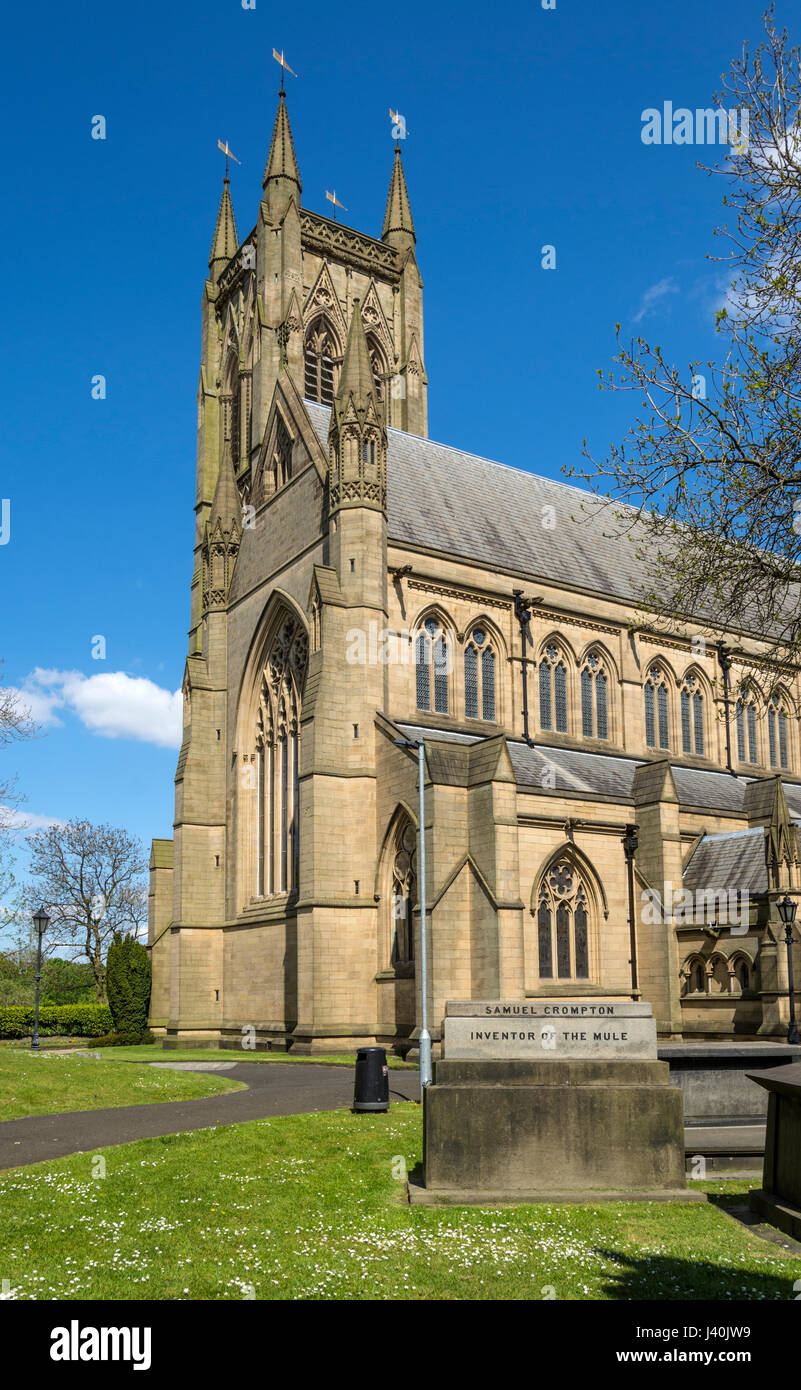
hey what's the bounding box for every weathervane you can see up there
[389,107,409,143]
[325,189,347,222]
[216,139,241,178]
[273,47,297,93]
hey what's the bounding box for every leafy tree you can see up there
[105,932,151,1038]
[0,666,38,942]
[25,820,147,1000]
[574,7,801,693]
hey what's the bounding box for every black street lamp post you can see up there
[31,906,51,1052]
[622,824,640,998]
[778,894,799,1046]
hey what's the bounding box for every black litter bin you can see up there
[353,1046,389,1113]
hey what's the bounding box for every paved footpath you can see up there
[0,1062,421,1171]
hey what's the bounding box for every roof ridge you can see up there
[303,399,622,506]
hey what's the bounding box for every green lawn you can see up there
[96,1044,417,1069]
[0,1049,245,1121]
[0,1106,797,1300]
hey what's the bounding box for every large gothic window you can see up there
[465,627,496,721]
[580,653,608,740]
[254,618,308,897]
[769,693,789,770]
[304,322,337,405]
[536,858,591,980]
[415,617,450,714]
[644,666,670,750]
[389,819,416,965]
[736,686,759,764]
[680,675,705,756]
[539,646,568,733]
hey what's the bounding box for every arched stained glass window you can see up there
[539,646,568,734]
[769,694,789,770]
[645,667,670,750]
[580,654,609,741]
[736,687,759,764]
[536,858,593,982]
[254,618,307,901]
[390,819,416,965]
[304,322,337,404]
[464,628,496,722]
[415,618,451,714]
[680,676,704,756]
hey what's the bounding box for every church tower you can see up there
[149,76,429,1047]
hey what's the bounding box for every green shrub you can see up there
[0,1004,113,1039]
[106,934,151,1039]
[94,1031,151,1047]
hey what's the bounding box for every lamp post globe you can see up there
[778,895,799,1046]
[30,906,51,1052]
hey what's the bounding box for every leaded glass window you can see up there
[481,648,495,721]
[535,858,594,982]
[415,632,430,710]
[596,672,608,740]
[390,819,416,965]
[747,703,758,763]
[537,900,552,978]
[416,618,450,714]
[693,691,704,755]
[581,668,593,737]
[464,628,496,722]
[254,616,306,901]
[305,322,337,404]
[580,654,609,741]
[645,682,655,748]
[681,688,691,754]
[465,645,478,719]
[539,659,551,730]
[769,695,789,770]
[539,646,568,733]
[680,677,704,756]
[645,667,670,750]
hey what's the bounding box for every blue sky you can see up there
[0,0,780,895]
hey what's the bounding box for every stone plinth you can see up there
[443,998,657,1061]
[749,1061,801,1240]
[416,999,692,1205]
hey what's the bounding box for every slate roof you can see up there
[304,401,651,603]
[682,828,767,894]
[394,722,801,813]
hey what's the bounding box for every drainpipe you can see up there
[513,590,536,748]
[718,642,734,774]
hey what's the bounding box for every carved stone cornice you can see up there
[300,210,399,278]
[406,579,512,612]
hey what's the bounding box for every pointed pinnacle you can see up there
[209,448,241,537]
[263,90,302,194]
[209,176,239,267]
[334,301,381,424]
[382,144,415,245]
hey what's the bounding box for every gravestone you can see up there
[414,999,695,1205]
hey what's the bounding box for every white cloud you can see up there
[632,276,679,325]
[3,669,182,749]
[2,809,65,833]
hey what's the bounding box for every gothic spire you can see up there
[209,175,239,270]
[263,89,302,205]
[382,144,415,250]
[332,301,381,428]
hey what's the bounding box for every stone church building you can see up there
[148,86,801,1050]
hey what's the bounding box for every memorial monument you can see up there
[414,998,699,1205]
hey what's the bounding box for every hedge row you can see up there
[0,1005,113,1039]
